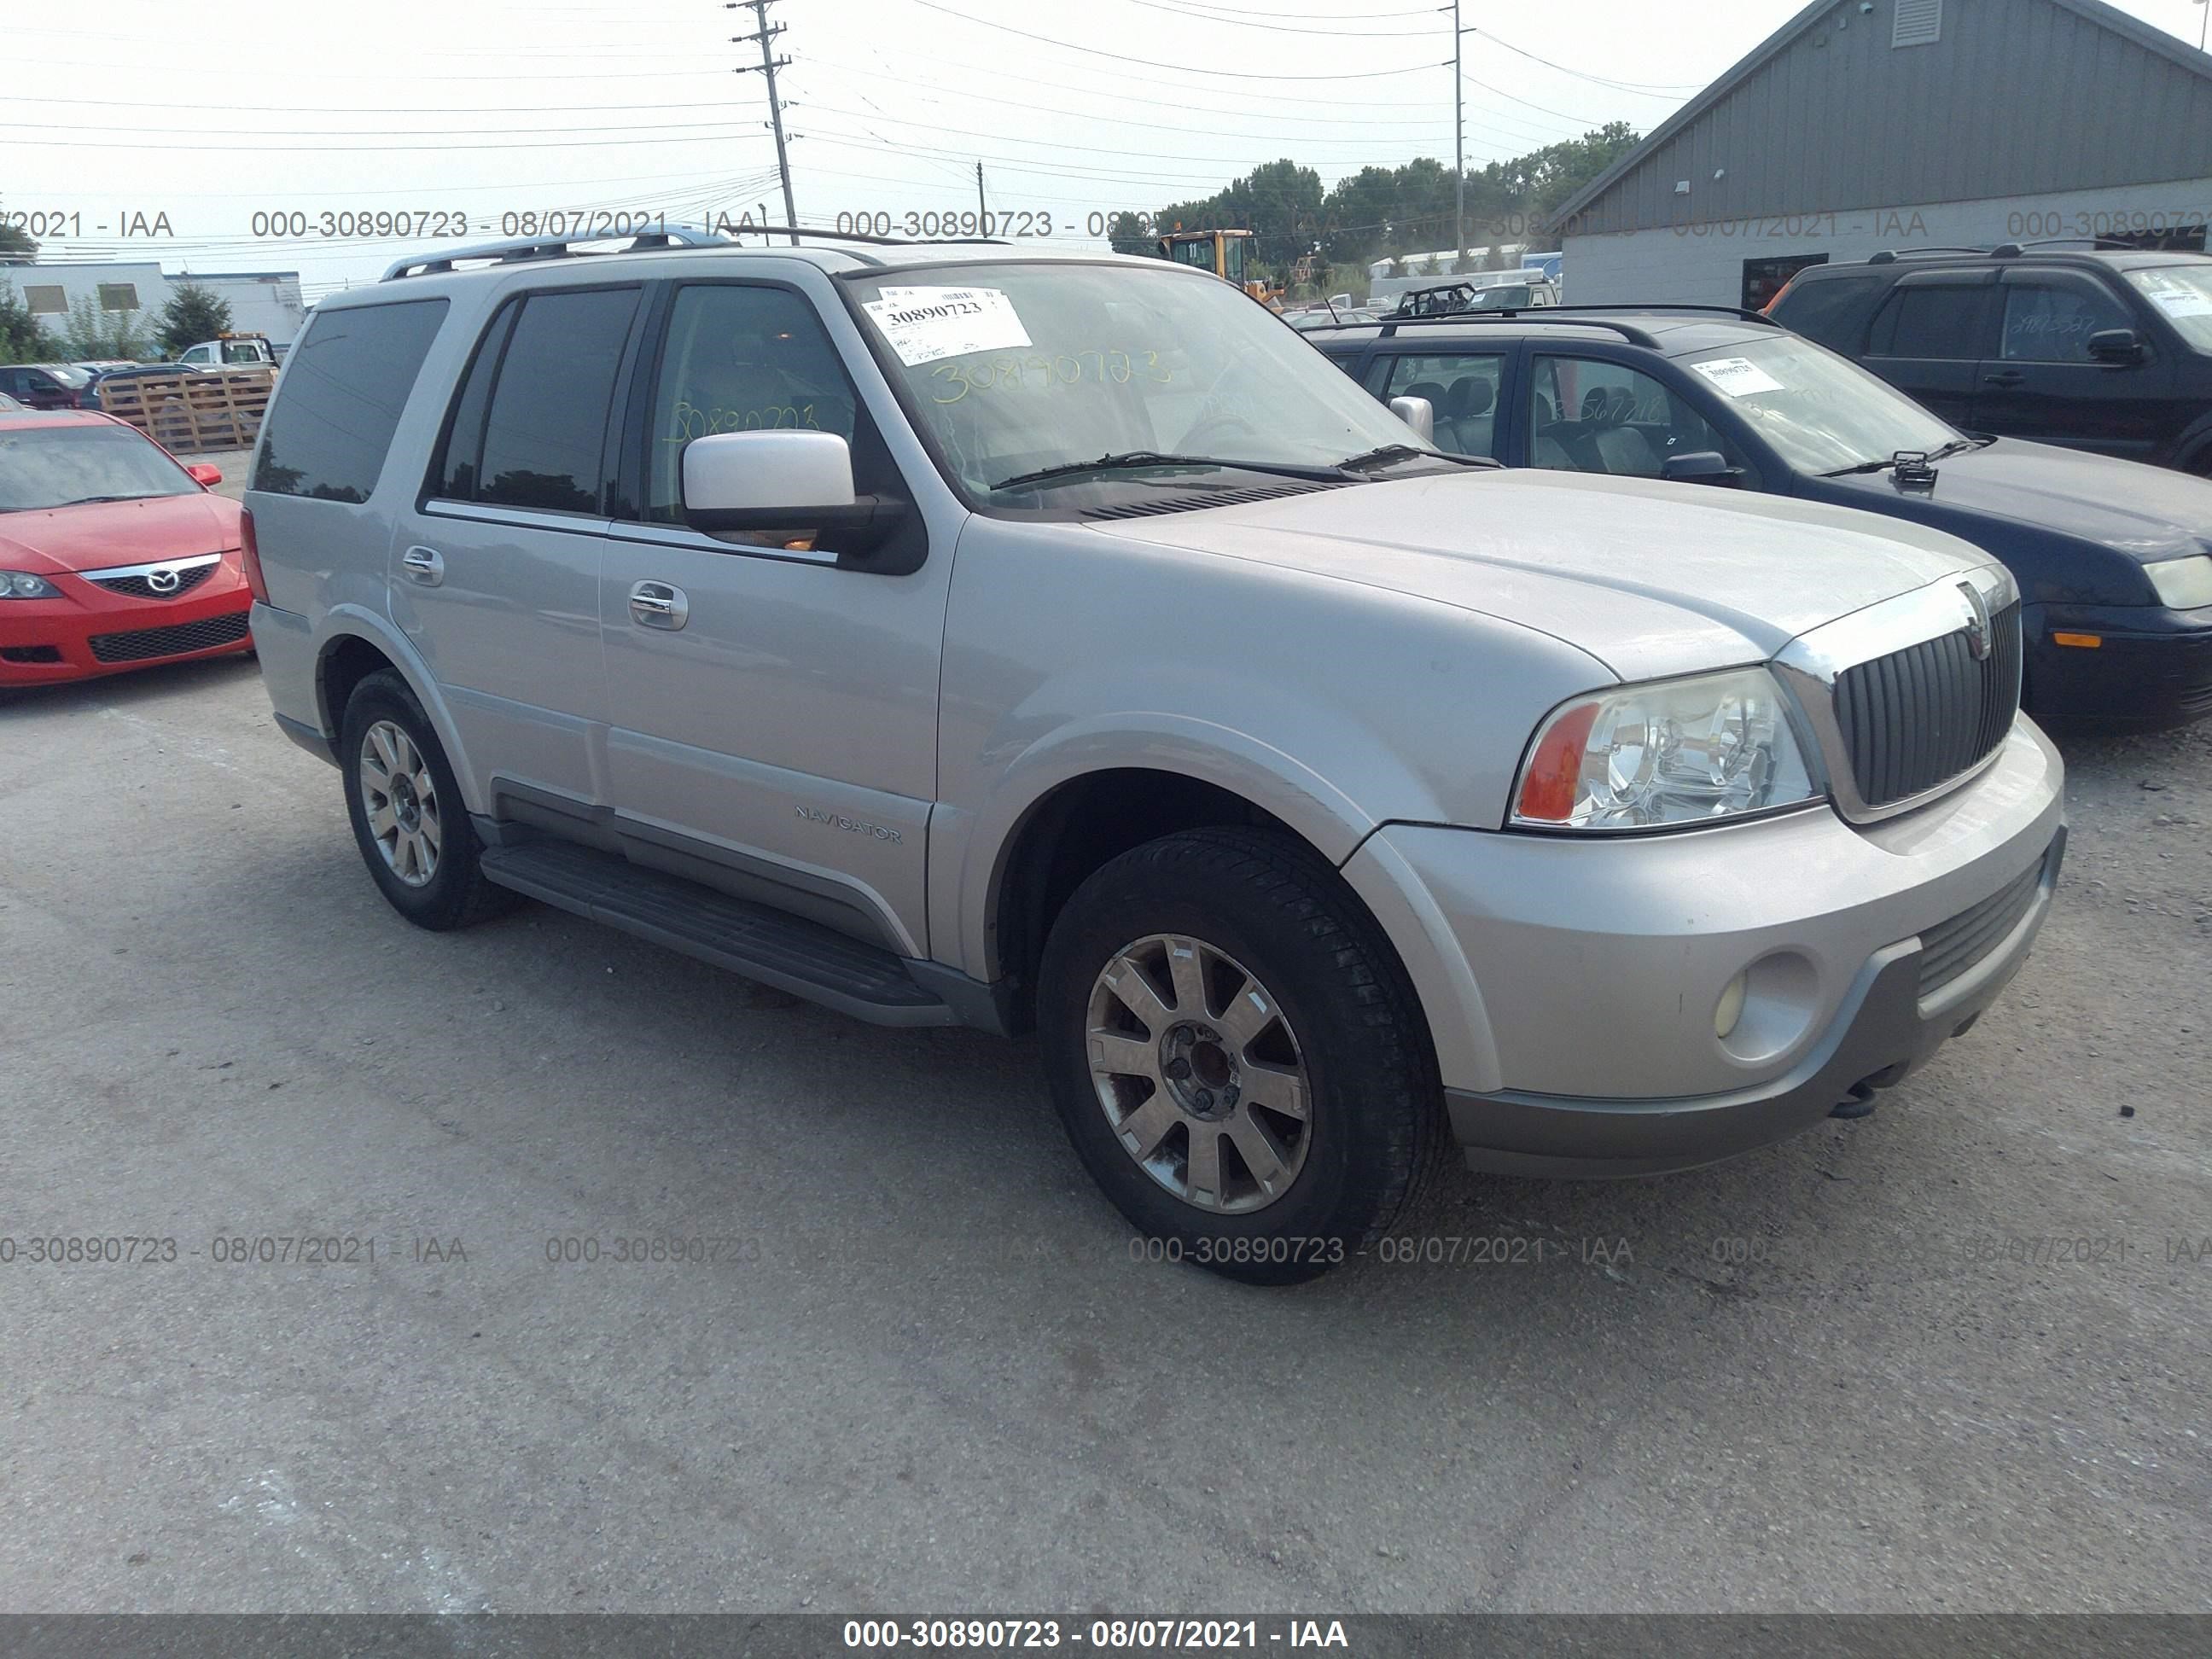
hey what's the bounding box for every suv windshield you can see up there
[845,261,1431,506]
[0,422,196,512]
[2123,264,2212,353]
[1679,335,1960,474]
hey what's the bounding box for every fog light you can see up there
[1714,972,1748,1039]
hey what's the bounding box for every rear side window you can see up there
[445,286,640,515]
[252,299,448,503]
[1772,273,1886,352]
[1867,283,1994,360]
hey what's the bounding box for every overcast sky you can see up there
[4,0,2204,300]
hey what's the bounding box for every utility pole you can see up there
[977,162,987,234]
[1452,0,1465,270]
[730,0,799,243]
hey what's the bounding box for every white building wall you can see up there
[1560,178,2212,306]
[2,263,168,328]
[0,262,308,349]
[195,273,309,343]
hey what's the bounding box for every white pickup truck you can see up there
[176,333,279,369]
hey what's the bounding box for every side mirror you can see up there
[1388,395,1435,443]
[1659,450,1740,486]
[186,463,224,486]
[2087,328,2145,364]
[679,430,904,552]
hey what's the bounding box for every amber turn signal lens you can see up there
[2051,632,2102,649]
[1515,701,1599,823]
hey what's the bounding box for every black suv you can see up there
[1768,246,2212,474]
[1306,305,2212,729]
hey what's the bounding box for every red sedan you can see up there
[0,410,253,686]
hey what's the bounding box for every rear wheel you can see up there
[1036,827,1445,1284]
[339,670,515,931]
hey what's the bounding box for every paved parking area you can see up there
[2,660,2208,1614]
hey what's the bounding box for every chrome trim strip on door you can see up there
[421,499,615,535]
[603,521,841,566]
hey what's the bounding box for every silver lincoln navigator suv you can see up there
[242,230,2064,1282]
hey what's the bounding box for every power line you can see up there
[900,0,1447,79]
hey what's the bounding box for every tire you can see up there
[337,669,515,931]
[1036,827,1446,1284]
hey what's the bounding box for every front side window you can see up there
[1528,355,1732,477]
[251,297,448,504]
[1222,237,1245,286]
[2000,277,2132,363]
[643,284,860,523]
[1377,353,1504,458]
[2123,264,2212,352]
[845,261,1432,509]
[0,423,197,513]
[470,286,641,514]
[1679,335,1959,474]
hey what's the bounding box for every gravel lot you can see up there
[1,655,2207,1615]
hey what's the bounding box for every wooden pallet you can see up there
[96,367,274,453]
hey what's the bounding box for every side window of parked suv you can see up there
[252,298,448,504]
[435,285,642,515]
[643,284,860,524]
[2000,275,2133,363]
[1371,353,1503,458]
[1527,356,1732,477]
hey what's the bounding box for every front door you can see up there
[1973,268,2174,458]
[393,282,643,810]
[597,278,949,957]
[1859,270,2000,428]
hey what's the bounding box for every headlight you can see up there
[2147,554,2212,611]
[1,571,60,599]
[1511,667,1819,831]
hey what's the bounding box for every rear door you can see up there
[395,282,643,813]
[1859,270,2000,425]
[1363,348,1511,459]
[1974,266,2175,457]
[595,276,948,957]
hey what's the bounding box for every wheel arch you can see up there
[311,608,483,815]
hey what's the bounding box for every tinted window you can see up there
[1377,352,1504,458]
[252,299,448,503]
[1867,284,1991,360]
[474,286,640,514]
[1528,356,1734,478]
[1770,272,1885,351]
[643,284,859,523]
[433,301,518,500]
[2000,277,2133,363]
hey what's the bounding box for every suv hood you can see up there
[1091,469,1988,681]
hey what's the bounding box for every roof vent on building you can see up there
[1893,0,1941,47]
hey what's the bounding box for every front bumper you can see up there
[0,561,253,686]
[2024,600,2212,730]
[1345,719,2066,1178]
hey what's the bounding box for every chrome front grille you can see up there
[89,563,215,600]
[1833,600,2022,809]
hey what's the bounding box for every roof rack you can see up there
[1304,301,1777,347]
[381,221,1007,282]
[1865,246,1994,264]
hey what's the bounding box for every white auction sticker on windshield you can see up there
[863,286,1031,366]
[1689,356,1786,397]
[2151,288,2212,318]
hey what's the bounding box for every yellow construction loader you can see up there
[1156,230,1284,309]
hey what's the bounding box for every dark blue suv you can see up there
[1308,306,2212,729]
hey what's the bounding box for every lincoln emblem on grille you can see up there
[1957,579,1992,662]
[147,567,181,594]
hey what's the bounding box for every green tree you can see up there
[60,292,152,361]
[156,281,232,358]
[0,279,51,364]
[1103,211,1154,257]
[0,224,36,263]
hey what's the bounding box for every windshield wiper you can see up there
[991,451,1353,492]
[1336,442,1495,472]
[54,493,147,506]
[1819,439,1980,479]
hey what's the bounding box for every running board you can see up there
[478,840,956,1027]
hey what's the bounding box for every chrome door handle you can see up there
[629,580,689,630]
[400,545,445,586]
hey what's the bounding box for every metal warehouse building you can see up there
[1553,0,2212,310]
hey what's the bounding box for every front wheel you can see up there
[1036,828,1445,1284]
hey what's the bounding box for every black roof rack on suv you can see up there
[381,222,1005,282]
[1865,247,1995,264]
[1304,301,1778,347]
